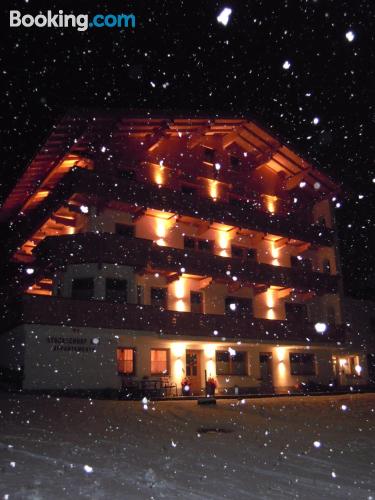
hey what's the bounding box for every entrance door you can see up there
[259,353,273,392]
[186,350,202,395]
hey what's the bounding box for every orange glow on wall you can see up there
[217,230,231,257]
[262,194,278,214]
[171,277,188,311]
[209,180,219,200]
[271,241,280,266]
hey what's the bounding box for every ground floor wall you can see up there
[0,324,369,393]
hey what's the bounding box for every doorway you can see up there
[259,352,273,392]
[185,350,202,395]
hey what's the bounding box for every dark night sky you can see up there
[1,0,374,298]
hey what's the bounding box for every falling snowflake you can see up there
[314,322,327,334]
[345,30,355,42]
[313,441,321,448]
[84,465,93,473]
[282,60,291,70]
[217,7,232,26]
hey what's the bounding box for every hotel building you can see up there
[0,112,367,395]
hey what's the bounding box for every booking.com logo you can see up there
[9,10,136,31]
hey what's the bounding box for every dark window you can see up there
[291,256,313,272]
[322,259,331,274]
[118,169,136,180]
[184,236,196,250]
[115,223,134,238]
[216,350,247,375]
[71,278,94,300]
[229,196,243,208]
[105,279,127,303]
[117,348,135,375]
[289,353,316,376]
[203,147,215,162]
[190,291,203,313]
[137,285,144,305]
[151,287,167,308]
[317,216,326,226]
[230,155,240,170]
[285,302,308,322]
[225,297,253,316]
[326,306,336,324]
[231,245,244,259]
[184,236,213,253]
[181,184,197,196]
[198,239,214,252]
[231,245,257,260]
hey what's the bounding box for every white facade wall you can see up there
[2,324,366,392]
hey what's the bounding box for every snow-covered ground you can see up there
[1,393,374,500]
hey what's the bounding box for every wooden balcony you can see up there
[35,233,339,294]
[3,294,344,344]
[3,168,335,260]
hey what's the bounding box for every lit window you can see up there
[117,348,135,375]
[151,349,169,375]
[339,355,361,376]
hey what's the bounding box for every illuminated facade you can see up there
[0,112,368,394]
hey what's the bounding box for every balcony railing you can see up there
[4,169,334,261]
[3,294,344,344]
[35,233,339,294]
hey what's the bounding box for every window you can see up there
[203,146,215,163]
[71,278,94,300]
[326,306,336,324]
[225,297,253,316]
[115,223,134,238]
[190,291,203,313]
[339,355,361,376]
[181,184,198,196]
[137,285,144,305]
[184,236,196,250]
[198,239,213,252]
[151,349,169,375]
[322,259,331,274]
[317,216,326,226]
[285,302,308,322]
[151,287,167,308]
[216,350,247,375]
[290,353,316,376]
[230,155,240,171]
[183,236,213,253]
[229,196,243,208]
[106,279,127,303]
[118,169,136,180]
[231,245,257,260]
[291,256,313,272]
[117,348,135,375]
